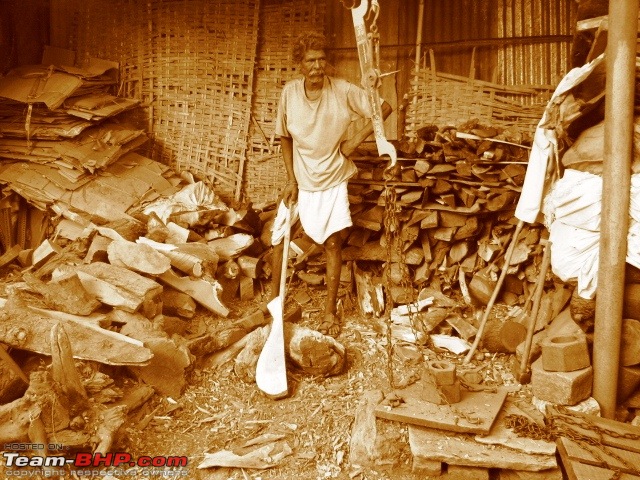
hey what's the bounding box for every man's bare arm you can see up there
[340,100,393,157]
[280,136,298,205]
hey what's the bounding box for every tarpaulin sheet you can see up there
[514,54,606,224]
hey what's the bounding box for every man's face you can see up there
[301,49,327,87]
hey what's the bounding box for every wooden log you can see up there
[621,318,640,366]
[158,269,229,317]
[0,304,153,366]
[50,323,88,406]
[107,239,171,275]
[482,319,528,353]
[69,262,163,318]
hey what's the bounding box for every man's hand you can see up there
[283,182,298,207]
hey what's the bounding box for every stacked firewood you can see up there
[339,121,546,311]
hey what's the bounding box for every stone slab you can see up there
[408,425,557,471]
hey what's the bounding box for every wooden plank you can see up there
[549,407,640,454]
[564,460,637,480]
[558,437,640,476]
[558,438,640,480]
[409,425,557,471]
[375,386,508,435]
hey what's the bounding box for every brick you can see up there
[445,464,489,480]
[412,457,442,476]
[497,468,564,480]
[541,334,590,372]
[531,358,592,405]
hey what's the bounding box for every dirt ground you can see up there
[116,283,524,480]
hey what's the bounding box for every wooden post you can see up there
[593,0,638,419]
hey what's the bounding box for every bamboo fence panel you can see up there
[243,0,326,205]
[405,64,554,140]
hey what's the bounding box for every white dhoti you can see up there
[271,182,352,245]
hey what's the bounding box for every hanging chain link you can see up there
[505,408,640,479]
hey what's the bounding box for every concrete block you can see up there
[533,395,600,416]
[541,334,590,372]
[446,464,490,480]
[531,358,592,405]
[427,360,456,385]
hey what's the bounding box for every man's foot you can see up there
[318,312,341,337]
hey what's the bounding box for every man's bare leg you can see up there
[319,231,342,336]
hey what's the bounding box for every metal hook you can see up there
[367,0,380,34]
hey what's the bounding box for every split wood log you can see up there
[0,302,153,366]
[0,370,69,444]
[158,269,229,317]
[66,261,163,318]
[23,272,101,316]
[94,405,127,455]
[115,310,193,397]
[349,389,384,467]
[0,343,29,384]
[28,415,53,475]
[137,237,220,277]
[161,249,204,276]
[354,264,384,317]
[239,275,255,300]
[32,239,62,269]
[161,288,197,318]
[207,233,254,260]
[237,255,263,279]
[0,244,20,269]
[50,323,88,410]
[107,239,172,275]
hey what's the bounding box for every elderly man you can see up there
[271,31,392,336]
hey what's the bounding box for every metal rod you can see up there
[592,0,638,419]
[463,219,524,364]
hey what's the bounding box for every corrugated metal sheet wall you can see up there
[496,0,575,88]
[416,0,575,87]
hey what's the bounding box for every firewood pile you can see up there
[336,121,547,319]
[0,171,276,450]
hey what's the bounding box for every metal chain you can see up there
[383,175,423,389]
[505,411,640,478]
[383,181,399,389]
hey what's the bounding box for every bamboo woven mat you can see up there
[72,0,259,203]
[243,0,326,205]
[405,66,553,139]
